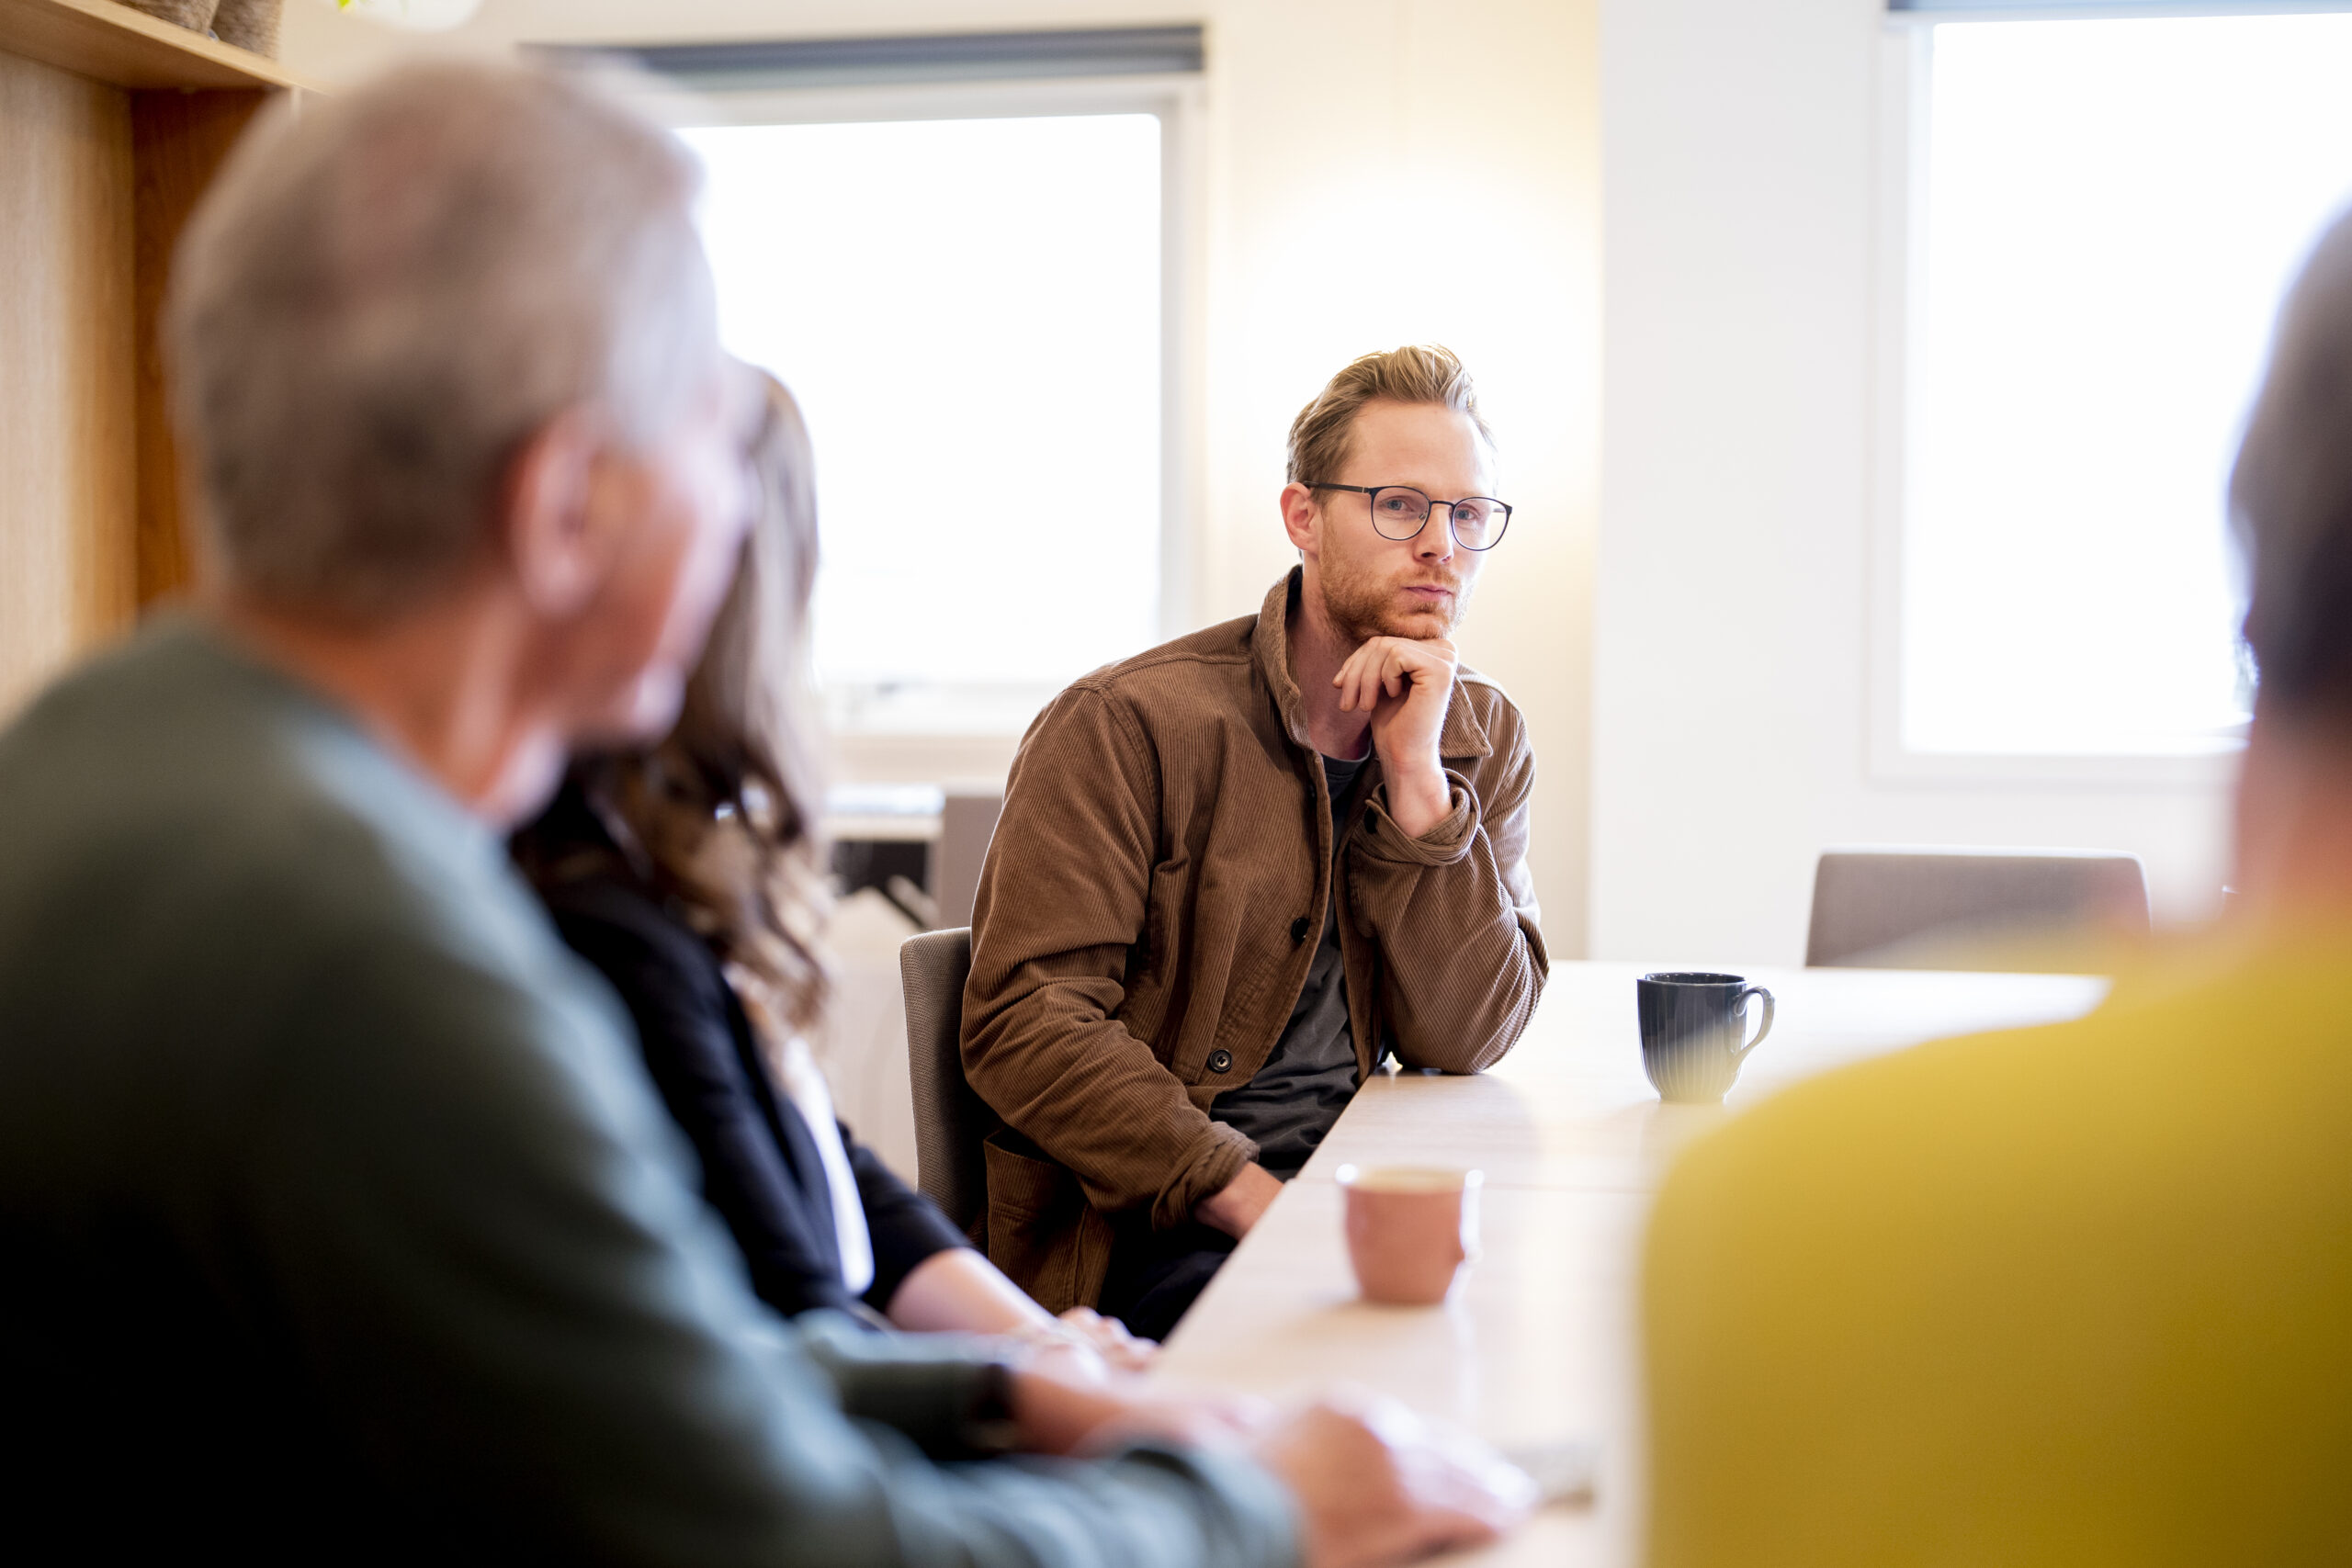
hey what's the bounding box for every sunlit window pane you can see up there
[1904,16,2352,755]
[683,116,1161,717]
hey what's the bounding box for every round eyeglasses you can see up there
[1307,483,1512,550]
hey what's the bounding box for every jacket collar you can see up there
[1252,568,1493,762]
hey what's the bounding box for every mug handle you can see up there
[1732,985,1775,1057]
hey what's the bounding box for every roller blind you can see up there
[536,26,1204,88]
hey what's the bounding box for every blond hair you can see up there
[1284,344,1494,485]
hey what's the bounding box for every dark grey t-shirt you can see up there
[1210,751,1367,1177]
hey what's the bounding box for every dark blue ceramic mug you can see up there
[1636,972,1775,1103]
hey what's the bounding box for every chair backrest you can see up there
[897,926,996,1234]
[1805,848,2151,968]
[931,791,1002,931]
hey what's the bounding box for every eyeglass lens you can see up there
[1368,487,1508,548]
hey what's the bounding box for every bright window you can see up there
[1901,15,2352,756]
[684,115,1163,730]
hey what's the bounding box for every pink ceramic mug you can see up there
[1336,1164,1483,1305]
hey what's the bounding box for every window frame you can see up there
[1866,12,2253,787]
[659,73,1205,739]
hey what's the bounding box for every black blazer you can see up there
[514,786,966,1321]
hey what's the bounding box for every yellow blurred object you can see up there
[1826,919,2150,976]
[1643,928,2352,1565]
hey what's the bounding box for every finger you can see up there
[1404,1433,1539,1533]
[1403,1503,1510,1561]
[1385,640,1446,680]
[1332,644,1376,705]
[1091,1325,1143,1359]
[1377,1475,1520,1561]
[1080,1319,1152,1368]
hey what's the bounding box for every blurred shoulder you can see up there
[532,859,733,1024]
[1667,940,2352,1209]
[1649,1001,2104,1274]
[0,616,589,1039]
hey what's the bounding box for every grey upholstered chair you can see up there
[931,791,1002,931]
[1804,848,2151,969]
[897,926,996,1235]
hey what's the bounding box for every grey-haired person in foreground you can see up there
[0,62,1528,1566]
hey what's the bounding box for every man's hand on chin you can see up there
[1333,635,1458,838]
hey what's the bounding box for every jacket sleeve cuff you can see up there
[1153,1122,1258,1231]
[1096,1441,1306,1568]
[791,1311,1023,1459]
[1357,772,1479,866]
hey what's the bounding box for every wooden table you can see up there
[1151,960,2109,1565]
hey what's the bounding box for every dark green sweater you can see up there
[0,620,1295,1567]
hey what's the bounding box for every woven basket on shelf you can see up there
[209,0,284,59]
[120,0,220,31]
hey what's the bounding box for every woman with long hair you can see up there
[513,371,1146,1365]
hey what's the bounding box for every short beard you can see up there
[1316,555,1471,644]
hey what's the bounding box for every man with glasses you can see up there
[963,345,1546,1337]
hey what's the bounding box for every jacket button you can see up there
[1290,916,1310,943]
[1208,1049,1234,1073]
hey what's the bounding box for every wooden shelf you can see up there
[0,0,322,93]
[2,0,328,712]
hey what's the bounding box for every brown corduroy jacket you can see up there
[959,570,1548,1311]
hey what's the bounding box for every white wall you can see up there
[285,0,1603,955]
[1592,0,2234,967]
[284,0,2239,975]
